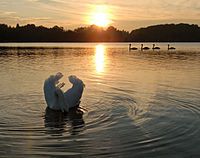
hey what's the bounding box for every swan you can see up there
[168,44,176,50]
[64,75,85,109]
[129,44,138,50]
[152,44,160,50]
[141,44,150,50]
[43,72,85,112]
[43,72,65,111]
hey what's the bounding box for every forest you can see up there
[0,23,200,42]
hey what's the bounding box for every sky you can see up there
[0,0,200,31]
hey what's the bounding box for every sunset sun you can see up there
[90,12,110,27]
[89,5,112,27]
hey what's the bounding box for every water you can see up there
[0,42,200,157]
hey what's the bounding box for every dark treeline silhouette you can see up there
[0,23,200,42]
[130,23,200,42]
[0,24,130,42]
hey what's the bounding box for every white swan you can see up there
[168,44,176,50]
[43,72,85,112]
[141,44,150,50]
[152,44,160,50]
[64,75,85,109]
[129,44,138,50]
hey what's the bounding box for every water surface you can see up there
[0,43,200,157]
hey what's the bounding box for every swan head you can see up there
[48,72,63,85]
[68,75,85,88]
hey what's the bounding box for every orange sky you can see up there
[0,0,200,30]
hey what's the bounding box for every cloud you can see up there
[107,0,200,22]
[0,11,16,15]
[1,0,200,30]
[0,15,51,26]
[27,0,39,2]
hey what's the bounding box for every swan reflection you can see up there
[44,106,85,136]
[95,45,105,73]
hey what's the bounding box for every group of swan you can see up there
[129,44,176,50]
[43,72,85,112]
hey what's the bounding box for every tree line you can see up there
[0,23,200,42]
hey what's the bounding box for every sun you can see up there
[89,5,112,27]
[90,12,110,27]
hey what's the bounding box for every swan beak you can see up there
[54,72,64,84]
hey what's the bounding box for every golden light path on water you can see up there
[95,45,105,74]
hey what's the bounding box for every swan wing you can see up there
[64,75,85,108]
[44,72,66,111]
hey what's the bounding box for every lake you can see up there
[0,42,200,157]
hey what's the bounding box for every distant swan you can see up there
[168,44,176,50]
[43,72,85,112]
[141,44,150,50]
[129,44,138,50]
[152,44,160,50]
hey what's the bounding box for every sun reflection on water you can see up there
[95,45,105,74]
